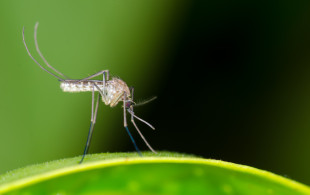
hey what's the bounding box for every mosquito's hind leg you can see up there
[34,22,70,79]
[23,26,64,81]
[77,70,110,85]
[80,84,100,164]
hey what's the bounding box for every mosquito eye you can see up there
[125,102,132,109]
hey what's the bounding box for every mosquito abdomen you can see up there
[60,80,104,92]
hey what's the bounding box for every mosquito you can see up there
[22,23,157,163]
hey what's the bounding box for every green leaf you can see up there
[0,152,309,194]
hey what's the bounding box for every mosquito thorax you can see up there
[103,77,131,107]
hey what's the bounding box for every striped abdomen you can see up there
[60,80,104,92]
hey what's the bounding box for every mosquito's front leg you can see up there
[123,92,142,156]
[128,87,157,153]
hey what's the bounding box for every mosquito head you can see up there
[125,99,135,109]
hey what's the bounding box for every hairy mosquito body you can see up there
[60,80,104,92]
[60,78,131,107]
[23,23,157,164]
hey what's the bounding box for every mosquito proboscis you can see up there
[22,23,157,163]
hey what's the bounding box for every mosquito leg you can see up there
[127,109,155,130]
[77,70,110,83]
[102,71,109,87]
[22,27,64,81]
[93,83,105,97]
[34,22,70,79]
[130,87,134,121]
[123,92,142,156]
[80,85,100,163]
[128,109,157,153]
[129,87,157,153]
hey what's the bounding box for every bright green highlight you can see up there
[0,152,309,194]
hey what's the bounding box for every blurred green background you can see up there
[1,0,310,186]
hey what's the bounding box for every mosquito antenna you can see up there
[128,109,157,153]
[34,22,70,79]
[23,27,64,81]
[127,109,155,130]
[133,96,157,107]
